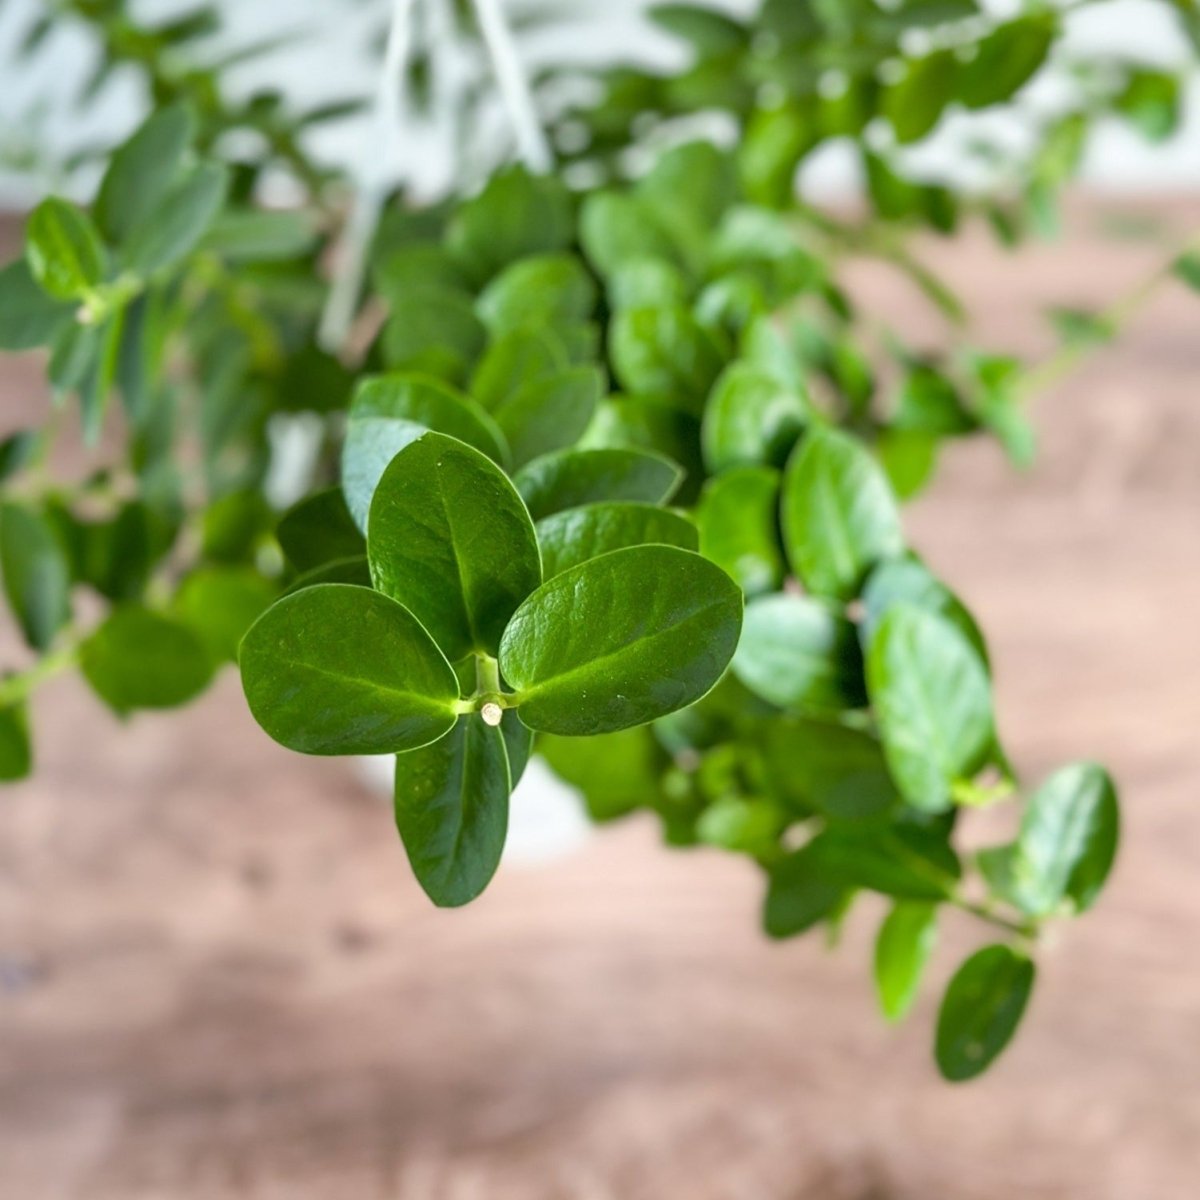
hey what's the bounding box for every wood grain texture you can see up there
[1,200,1199,1199]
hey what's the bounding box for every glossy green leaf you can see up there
[172,566,277,663]
[874,901,938,1023]
[276,487,365,574]
[536,502,697,580]
[367,432,541,661]
[782,426,905,601]
[341,374,507,530]
[583,397,703,503]
[492,366,603,469]
[25,198,105,300]
[123,162,229,276]
[733,594,866,712]
[867,604,993,812]
[0,502,71,651]
[0,700,32,783]
[394,713,511,907]
[695,466,784,596]
[763,718,896,822]
[0,259,73,350]
[514,447,682,521]
[701,362,808,473]
[95,103,194,245]
[935,944,1035,1081]
[500,544,742,735]
[1007,762,1119,916]
[240,584,459,755]
[81,606,215,712]
[476,253,597,333]
[609,305,726,413]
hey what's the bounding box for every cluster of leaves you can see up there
[4,0,1192,1080]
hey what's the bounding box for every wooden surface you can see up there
[2,203,1199,1198]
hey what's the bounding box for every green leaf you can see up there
[935,944,1035,1081]
[276,487,365,574]
[492,366,603,469]
[172,566,277,663]
[341,374,508,530]
[959,14,1055,110]
[123,162,229,276]
[732,594,866,713]
[239,584,460,756]
[25,198,105,300]
[0,259,73,350]
[782,426,905,601]
[763,842,847,938]
[763,718,897,822]
[470,324,567,410]
[877,429,938,500]
[882,49,958,144]
[81,606,215,712]
[0,502,71,651]
[200,208,320,262]
[282,556,373,596]
[536,502,697,581]
[802,827,955,901]
[609,305,727,412]
[367,432,541,661]
[514,447,682,521]
[446,166,573,285]
[0,699,32,782]
[874,901,938,1023]
[579,191,687,280]
[583,396,704,503]
[648,4,747,55]
[1007,762,1119,916]
[539,725,666,821]
[867,604,993,812]
[738,103,812,209]
[701,362,808,473]
[500,544,742,735]
[695,466,784,596]
[1116,69,1181,142]
[95,103,194,245]
[608,258,691,311]
[1172,250,1200,292]
[394,713,511,907]
[0,430,38,483]
[476,253,597,333]
[382,287,487,384]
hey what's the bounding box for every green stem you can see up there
[0,638,82,707]
[950,893,1039,941]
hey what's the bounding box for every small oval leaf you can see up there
[535,501,697,581]
[514,447,683,521]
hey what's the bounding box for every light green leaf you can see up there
[608,257,691,311]
[539,725,666,822]
[782,425,905,601]
[240,584,460,756]
[0,502,71,651]
[492,366,603,469]
[609,305,726,413]
[367,432,541,661]
[695,465,785,596]
[882,49,958,144]
[500,544,742,735]
[536,501,696,580]
[874,901,938,1023]
[959,14,1055,110]
[579,191,686,279]
[394,713,511,907]
[382,287,487,384]
[470,324,567,411]
[733,594,866,713]
[701,361,808,473]
[476,253,597,333]
[95,103,194,245]
[867,604,994,812]
[935,944,1035,1081]
[25,198,106,300]
[81,606,215,712]
[514,447,682,521]
[123,162,229,276]
[341,373,508,530]
[172,566,277,663]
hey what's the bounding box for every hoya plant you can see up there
[1,0,1194,1080]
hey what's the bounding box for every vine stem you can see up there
[318,0,418,352]
[470,0,553,173]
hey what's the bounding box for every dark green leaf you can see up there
[0,431,39,483]
[0,502,71,651]
[764,842,847,938]
[536,501,697,580]
[394,713,510,907]
[514,447,682,521]
[81,606,214,712]
[123,162,229,276]
[240,584,460,755]
[867,604,993,812]
[733,594,866,712]
[25,198,105,300]
[695,466,785,596]
[882,49,958,144]
[381,287,487,384]
[500,545,742,735]
[609,305,727,414]
[0,698,32,782]
[875,900,938,1023]
[959,15,1055,110]
[0,259,73,350]
[470,324,567,410]
[341,374,507,530]
[935,944,1035,1081]
[782,426,905,600]
[701,362,808,473]
[276,488,365,574]
[492,366,603,469]
[648,4,748,55]
[367,432,541,661]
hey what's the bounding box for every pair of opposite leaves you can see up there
[240,430,743,758]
